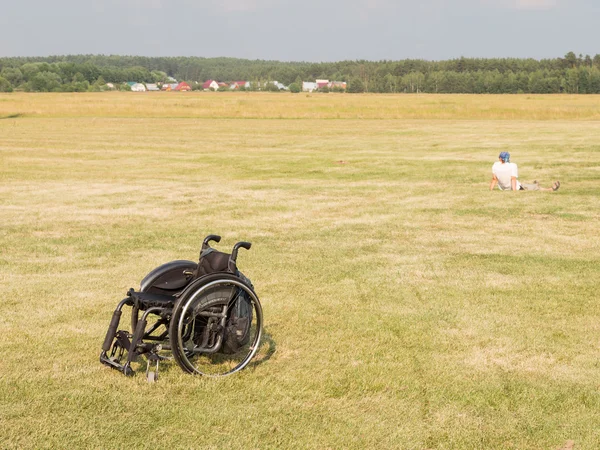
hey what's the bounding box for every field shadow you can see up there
[0,113,23,119]
[116,327,275,378]
[248,328,276,370]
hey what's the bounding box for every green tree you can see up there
[347,77,364,93]
[72,72,86,83]
[383,73,398,93]
[578,67,590,93]
[263,82,280,92]
[27,71,62,92]
[5,53,600,96]
[20,63,42,81]
[565,68,579,93]
[0,67,23,86]
[93,76,107,89]
[563,52,578,69]
[588,67,600,93]
[70,79,90,92]
[56,62,77,82]
[0,76,13,92]
[402,72,425,93]
[124,66,151,83]
[288,82,301,93]
[426,71,444,93]
[151,70,168,83]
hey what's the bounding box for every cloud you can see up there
[121,0,163,9]
[514,0,557,10]
[482,0,558,10]
[205,0,279,13]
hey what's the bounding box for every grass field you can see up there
[1,92,599,449]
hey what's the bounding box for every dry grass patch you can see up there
[1,92,600,120]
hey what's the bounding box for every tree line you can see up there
[1,52,599,93]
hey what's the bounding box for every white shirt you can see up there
[492,161,520,190]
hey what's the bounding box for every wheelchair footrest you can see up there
[99,351,134,376]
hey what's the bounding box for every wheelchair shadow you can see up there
[117,328,276,377]
[248,328,276,370]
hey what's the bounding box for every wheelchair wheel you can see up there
[169,274,263,377]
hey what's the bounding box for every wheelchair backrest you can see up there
[195,247,236,277]
[193,235,251,279]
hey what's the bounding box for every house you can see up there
[202,80,219,91]
[229,81,248,90]
[175,82,192,91]
[130,83,146,92]
[161,83,179,91]
[302,82,317,92]
[316,79,329,90]
[269,81,288,90]
[145,83,160,91]
[105,83,115,90]
[330,81,347,90]
[217,82,229,89]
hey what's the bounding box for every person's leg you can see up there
[537,181,560,191]
[521,182,540,191]
[521,181,560,191]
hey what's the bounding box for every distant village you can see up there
[110,78,347,93]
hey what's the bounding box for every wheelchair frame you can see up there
[99,235,263,381]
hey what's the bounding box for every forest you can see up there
[1,52,599,94]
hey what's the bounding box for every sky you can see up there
[0,0,598,62]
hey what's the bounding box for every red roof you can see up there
[175,82,192,91]
[202,80,215,89]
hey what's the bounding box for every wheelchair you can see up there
[100,235,263,381]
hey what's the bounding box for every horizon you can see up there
[1,52,595,64]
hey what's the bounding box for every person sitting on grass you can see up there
[489,152,560,192]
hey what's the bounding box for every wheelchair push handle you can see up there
[233,241,251,255]
[228,241,251,272]
[202,234,221,252]
[203,234,221,246]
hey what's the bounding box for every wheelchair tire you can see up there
[169,273,263,377]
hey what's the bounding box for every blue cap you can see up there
[499,152,510,163]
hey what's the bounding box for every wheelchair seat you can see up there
[128,290,178,308]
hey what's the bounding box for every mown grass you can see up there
[1,93,599,449]
[2,92,600,120]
